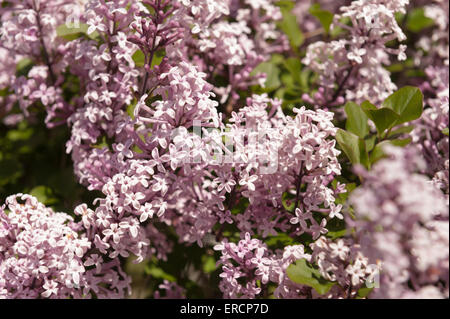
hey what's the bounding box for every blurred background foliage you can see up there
[0,114,101,211]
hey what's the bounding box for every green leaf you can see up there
[16,58,33,76]
[382,86,423,125]
[364,135,377,152]
[230,197,250,215]
[270,54,285,65]
[309,3,334,33]
[299,68,312,91]
[360,100,377,112]
[132,49,165,69]
[344,102,369,138]
[265,233,295,248]
[283,58,302,84]
[275,87,286,100]
[370,141,391,164]
[56,23,97,41]
[252,61,281,91]
[370,138,412,164]
[326,229,347,240]
[368,109,400,136]
[126,99,138,118]
[281,73,294,87]
[276,0,295,11]
[145,265,176,282]
[395,12,405,24]
[6,126,34,141]
[287,259,335,295]
[407,8,434,33]
[132,50,146,67]
[387,125,415,138]
[390,137,412,147]
[30,186,58,206]
[151,49,166,68]
[386,63,405,73]
[0,159,23,187]
[202,255,217,274]
[336,129,369,167]
[443,128,449,136]
[357,287,373,299]
[282,191,295,212]
[0,87,10,97]
[277,9,304,49]
[361,101,400,136]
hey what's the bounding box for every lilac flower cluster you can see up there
[0,0,85,126]
[0,0,448,299]
[412,0,449,196]
[309,237,379,296]
[214,233,308,298]
[218,96,343,238]
[0,194,130,298]
[349,146,449,298]
[214,233,378,299]
[172,0,288,105]
[303,0,408,106]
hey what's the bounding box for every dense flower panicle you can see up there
[213,232,308,298]
[65,0,142,146]
[72,88,344,273]
[171,0,288,104]
[415,69,449,196]
[309,236,379,297]
[349,146,449,299]
[62,1,153,192]
[303,0,409,106]
[72,147,120,191]
[135,61,221,129]
[411,0,449,196]
[78,61,223,256]
[214,233,377,299]
[0,0,448,300]
[208,95,344,240]
[413,0,449,69]
[0,194,131,298]
[0,0,83,55]
[0,0,87,125]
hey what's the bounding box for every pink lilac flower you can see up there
[0,194,130,298]
[349,146,449,298]
[303,0,409,106]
